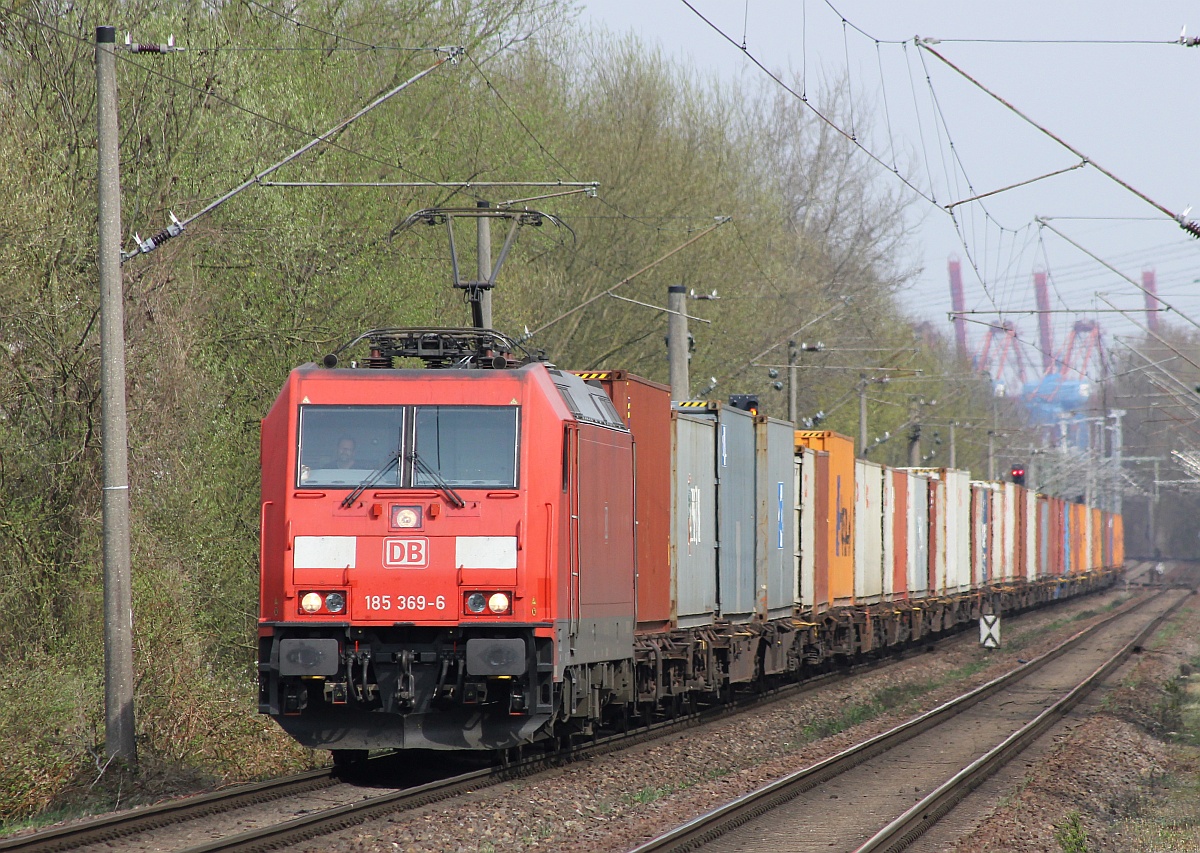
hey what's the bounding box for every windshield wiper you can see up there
[408,451,466,508]
[340,449,402,508]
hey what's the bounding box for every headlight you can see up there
[466,592,487,613]
[324,592,346,613]
[300,592,323,613]
[488,592,510,614]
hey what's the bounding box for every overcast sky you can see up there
[578,1,1200,380]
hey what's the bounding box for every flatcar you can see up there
[257,328,1122,760]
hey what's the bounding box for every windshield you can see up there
[413,406,519,488]
[298,405,404,488]
[296,404,519,489]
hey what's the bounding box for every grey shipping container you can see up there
[756,416,795,619]
[716,405,757,622]
[671,412,718,627]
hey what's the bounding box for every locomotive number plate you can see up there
[383,537,428,568]
[364,594,447,612]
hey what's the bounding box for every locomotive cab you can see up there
[258,350,635,753]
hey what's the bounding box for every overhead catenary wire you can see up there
[525,216,732,339]
[918,42,1200,236]
[675,0,941,208]
[807,5,1200,327]
[461,50,663,231]
[1037,220,1200,335]
[122,48,463,261]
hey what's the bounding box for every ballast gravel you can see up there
[290,583,1199,853]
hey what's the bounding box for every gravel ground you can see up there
[293,584,1199,853]
[955,591,1200,853]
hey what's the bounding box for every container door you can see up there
[890,470,909,600]
[761,419,794,619]
[797,448,817,609]
[881,468,895,600]
[813,452,831,612]
[672,414,717,627]
[717,407,756,622]
[907,476,929,597]
[947,471,970,593]
[854,460,884,604]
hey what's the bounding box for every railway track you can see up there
[0,629,996,853]
[0,769,339,853]
[628,585,1190,853]
[2,582,1151,853]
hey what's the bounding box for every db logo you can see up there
[383,538,428,568]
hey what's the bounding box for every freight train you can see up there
[257,327,1123,760]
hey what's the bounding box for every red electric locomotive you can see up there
[257,329,637,757]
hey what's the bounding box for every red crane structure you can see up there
[948,257,969,359]
[947,259,1030,396]
[1143,269,1162,334]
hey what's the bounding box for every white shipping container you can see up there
[944,470,971,593]
[1000,483,1017,581]
[854,459,885,604]
[882,468,897,599]
[1025,488,1039,580]
[795,447,817,609]
[907,474,929,598]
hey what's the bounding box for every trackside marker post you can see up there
[980,614,1001,649]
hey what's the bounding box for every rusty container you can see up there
[585,371,673,632]
[885,468,909,600]
[925,475,943,594]
[795,431,855,605]
[1011,485,1026,581]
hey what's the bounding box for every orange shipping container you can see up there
[795,431,855,605]
[1075,503,1094,578]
